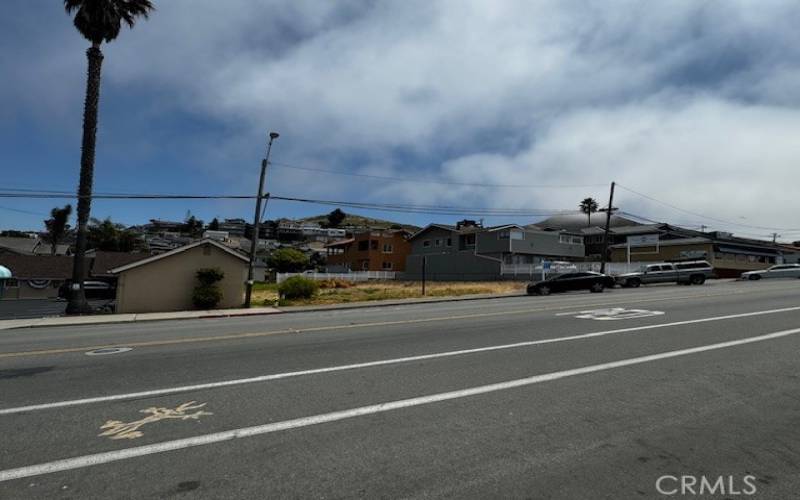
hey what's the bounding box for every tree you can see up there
[267,248,310,272]
[208,218,220,231]
[182,215,204,238]
[0,230,30,238]
[88,218,140,252]
[326,209,346,228]
[64,0,155,314]
[579,197,599,227]
[44,205,73,255]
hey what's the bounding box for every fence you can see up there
[500,262,646,278]
[276,271,397,284]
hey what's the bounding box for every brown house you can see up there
[325,230,412,272]
[0,255,88,299]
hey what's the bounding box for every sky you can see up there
[2,0,800,240]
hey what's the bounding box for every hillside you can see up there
[295,212,421,232]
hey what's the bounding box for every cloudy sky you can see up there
[2,0,800,239]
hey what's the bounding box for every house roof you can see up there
[110,239,249,274]
[533,213,642,232]
[324,238,355,248]
[0,254,88,279]
[91,251,150,277]
[0,237,41,255]
[408,224,459,240]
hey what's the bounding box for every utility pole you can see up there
[700,225,707,233]
[244,131,279,308]
[599,181,616,274]
[772,232,780,244]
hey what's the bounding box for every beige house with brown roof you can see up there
[110,239,249,313]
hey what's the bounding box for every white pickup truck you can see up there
[616,260,714,287]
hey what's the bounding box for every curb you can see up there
[0,293,526,330]
[277,292,527,314]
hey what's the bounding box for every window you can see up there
[382,261,393,270]
[446,238,452,247]
[435,239,442,247]
[5,279,18,288]
[510,231,524,241]
[423,240,431,248]
[383,244,393,253]
[51,280,62,288]
[361,260,369,270]
[498,231,510,239]
[358,241,369,251]
[370,240,378,250]
[462,234,476,247]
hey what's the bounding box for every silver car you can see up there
[740,264,800,280]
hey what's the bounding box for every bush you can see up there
[192,286,223,310]
[278,276,319,299]
[267,248,310,272]
[193,267,224,309]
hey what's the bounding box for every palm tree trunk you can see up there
[66,45,103,315]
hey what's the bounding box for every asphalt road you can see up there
[1,279,800,499]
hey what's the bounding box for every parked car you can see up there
[740,264,800,280]
[527,272,616,295]
[616,260,713,287]
[58,280,116,300]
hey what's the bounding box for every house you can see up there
[325,229,412,272]
[110,239,249,313]
[0,254,87,299]
[402,221,585,281]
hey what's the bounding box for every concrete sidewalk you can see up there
[0,292,525,330]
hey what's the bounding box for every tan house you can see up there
[110,239,249,313]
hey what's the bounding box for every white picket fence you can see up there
[501,262,646,278]
[276,271,397,284]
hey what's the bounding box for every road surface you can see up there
[1,279,799,499]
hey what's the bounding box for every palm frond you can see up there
[64,0,155,44]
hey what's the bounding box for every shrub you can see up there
[193,267,224,309]
[192,286,223,310]
[278,276,319,299]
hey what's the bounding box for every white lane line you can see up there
[2,326,799,482]
[2,305,800,416]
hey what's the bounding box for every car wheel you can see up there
[538,286,551,296]
[749,274,761,281]
[690,275,706,285]
[628,278,641,288]
[590,282,605,293]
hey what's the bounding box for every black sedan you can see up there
[527,271,616,295]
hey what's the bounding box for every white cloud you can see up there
[4,0,800,234]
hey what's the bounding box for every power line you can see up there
[0,191,578,218]
[270,162,607,189]
[616,183,800,232]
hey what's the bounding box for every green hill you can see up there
[295,212,420,232]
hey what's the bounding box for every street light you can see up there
[244,131,279,308]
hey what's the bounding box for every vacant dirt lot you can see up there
[252,280,526,307]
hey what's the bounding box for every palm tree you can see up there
[64,0,154,314]
[44,205,73,255]
[579,197,599,227]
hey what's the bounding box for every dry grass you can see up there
[252,280,524,307]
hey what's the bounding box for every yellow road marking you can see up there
[1,286,796,359]
[98,401,212,440]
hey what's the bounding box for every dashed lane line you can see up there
[2,305,800,416]
[2,325,800,482]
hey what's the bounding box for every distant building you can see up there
[325,230,412,272]
[402,223,585,281]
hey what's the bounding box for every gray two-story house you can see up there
[402,222,585,281]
